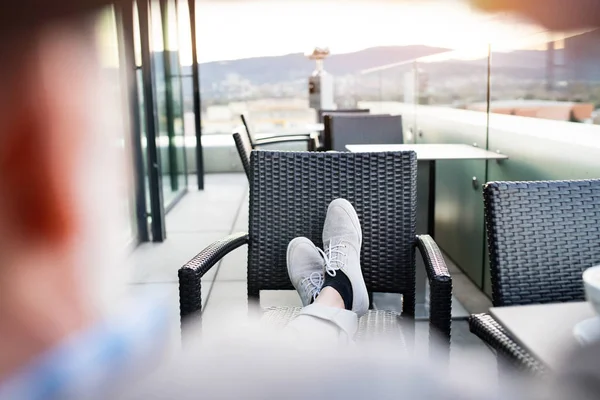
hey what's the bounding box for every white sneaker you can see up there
[322,198,369,317]
[287,237,325,306]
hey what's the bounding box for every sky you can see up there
[187,0,549,63]
[97,0,554,68]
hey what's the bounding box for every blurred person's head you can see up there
[470,0,600,29]
[0,3,130,379]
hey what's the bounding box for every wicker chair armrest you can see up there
[416,235,452,342]
[469,313,546,375]
[179,232,249,323]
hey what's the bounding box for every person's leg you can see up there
[284,199,368,346]
[284,288,358,345]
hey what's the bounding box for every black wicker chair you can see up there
[323,114,402,152]
[233,128,319,181]
[470,179,600,374]
[232,129,253,180]
[318,109,370,148]
[317,108,370,124]
[179,151,452,354]
[240,114,320,151]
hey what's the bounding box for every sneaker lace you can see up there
[300,271,324,302]
[317,241,348,278]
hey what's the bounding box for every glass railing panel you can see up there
[413,48,491,286]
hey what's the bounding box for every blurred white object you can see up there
[583,265,600,315]
[573,317,600,345]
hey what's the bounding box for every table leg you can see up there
[413,161,469,320]
[415,160,435,319]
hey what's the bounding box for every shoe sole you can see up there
[286,237,312,286]
[327,199,369,317]
[287,237,319,306]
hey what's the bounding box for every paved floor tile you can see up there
[453,274,492,314]
[215,246,248,281]
[444,253,464,276]
[231,192,249,233]
[166,193,243,233]
[129,232,228,283]
[132,172,496,368]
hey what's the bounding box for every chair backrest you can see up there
[233,129,253,179]
[318,108,370,124]
[248,151,418,310]
[239,114,256,148]
[324,114,403,151]
[484,180,600,307]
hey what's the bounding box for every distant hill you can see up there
[417,49,567,83]
[159,42,600,101]
[195,45,449,86]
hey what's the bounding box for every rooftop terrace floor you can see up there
[127,173,496,373]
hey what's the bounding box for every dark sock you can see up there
[322,272,353,311]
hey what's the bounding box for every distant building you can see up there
[468,100,594,122]
[203,98,316,134]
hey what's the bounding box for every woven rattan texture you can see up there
[248,151,417,299]
[469,313,546,375]
[233,131,253,180]
[262,307,406,346]
[484,180,600,306]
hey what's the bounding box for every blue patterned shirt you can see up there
[0,295,170,400]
